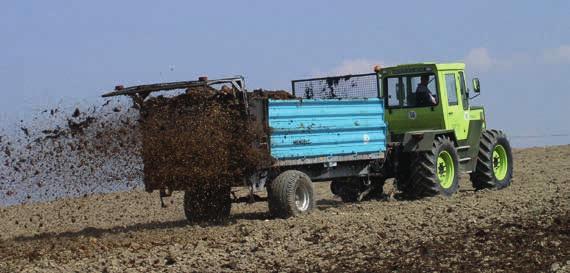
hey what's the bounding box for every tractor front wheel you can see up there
[470,129,513,190]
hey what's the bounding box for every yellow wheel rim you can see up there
[493,144,508,180]
[437,151,455,189]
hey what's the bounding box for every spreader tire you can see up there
[470,129,513,190]
[268,170,315,219]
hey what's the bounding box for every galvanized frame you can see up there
[102,76,247,98]
[101,76,250,113]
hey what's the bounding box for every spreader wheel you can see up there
[268,170,315,219]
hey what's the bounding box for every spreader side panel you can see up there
[268,98,387,161]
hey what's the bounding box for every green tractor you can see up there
[316,62,514,201]
[372,62,514,198]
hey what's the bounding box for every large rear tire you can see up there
[268,170,315,219]
[183,183,231,223]
[470,129,513,190]
[397,135,460,198]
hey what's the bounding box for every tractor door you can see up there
[442,72,468,140]
[383,73,444,136]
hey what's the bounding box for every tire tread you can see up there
[268,170,315,218]
[397,135,460,198]
[470,129,513,190]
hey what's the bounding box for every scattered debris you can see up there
[67,117,96,135]
[0,88,290,207]
[20,128,29,137]
[0,99,142,206]
[72,108,81,118]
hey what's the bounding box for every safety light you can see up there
[374,65,382,73]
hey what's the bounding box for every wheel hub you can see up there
[295,184,310,211]
[437,151,455,189]
[492,144,509,180]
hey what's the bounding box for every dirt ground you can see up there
[0,145,569,273]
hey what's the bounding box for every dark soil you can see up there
[393,212,570,273]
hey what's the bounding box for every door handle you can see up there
[448,112,453,115]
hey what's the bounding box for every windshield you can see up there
[385,73,438,108]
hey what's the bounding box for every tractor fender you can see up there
[401,129,455,152]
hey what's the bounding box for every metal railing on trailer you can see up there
[101,76,249,112]
[291,73,381,99]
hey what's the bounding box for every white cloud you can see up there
[463,48,533,72]
[464,48,494,72]
[331,59,384,75]
[543,45,570,64]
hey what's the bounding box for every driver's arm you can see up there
[428,91,436,105]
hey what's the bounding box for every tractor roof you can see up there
[434,63,465,70]
[380,63,465,75]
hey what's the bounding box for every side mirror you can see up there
[472,78,481,93]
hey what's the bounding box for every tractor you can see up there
[331,63,514,201]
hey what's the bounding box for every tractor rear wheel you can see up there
[268,170,315,218]
[183,183,231,223]
[397,135,460,198]
[470,129,513,190]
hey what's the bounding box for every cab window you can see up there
[445,73,458,106]
[385,73,438,108]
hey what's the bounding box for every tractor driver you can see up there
[415,75,437,106]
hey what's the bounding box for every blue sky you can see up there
[1,0,569,147]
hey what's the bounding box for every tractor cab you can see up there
[378,63,483,143]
